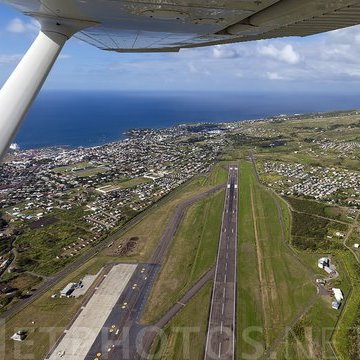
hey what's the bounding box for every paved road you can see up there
[204,166,238,360]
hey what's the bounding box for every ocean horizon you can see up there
[15,90,360,149]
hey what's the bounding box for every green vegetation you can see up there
[273,250,353,360]
[199,162,228,186]
[286,197,351,223]
[114,177,150,188]
[237,161,315,357]
[142,189,224,323]
[291,212,332,250]
[52,161,91,173]
[283,197,350,252]
[332,251,360,360]
[15,207,92,276]
[150,282,212,359]
[275,299,339,360]
[0,236,12,255]
[0,273,42,313]
[6,273,41,291]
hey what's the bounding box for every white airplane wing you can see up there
[2,0,360,52]
[1,0,360,160]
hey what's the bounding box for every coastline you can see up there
[14,90,360,150]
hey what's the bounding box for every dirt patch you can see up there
[111,236,140,256]
[29,216,58,229]
[7,274,41,292]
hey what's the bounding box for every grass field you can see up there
[52,162,109,177]
[276,297,339,360]
[285,197,352,223]
[275,250,353,360]
[52,162,91,173]
[257,150,359,170]
[141,189,224,324]
[237,160,315,359]
[150,282,212,359]
[96,177,150,192]
[332,251,360,360]
[268,197,359,360]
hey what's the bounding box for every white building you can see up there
[332,288,344,303]
[60,283,77,298]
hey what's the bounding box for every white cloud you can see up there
[213,45,238,59]
[6,18,39,34]
[258,43,301,64]
[110,25,360,89]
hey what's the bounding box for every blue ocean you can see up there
[15,91,360,149]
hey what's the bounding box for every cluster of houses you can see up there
[263,161,360,208]
[237,123,281,139]
[318,139,360,156]
[1,124,221,216]
[59,236,102,259]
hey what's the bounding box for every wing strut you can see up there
[0,30,67,160]
[0,17,96,161]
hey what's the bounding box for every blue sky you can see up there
[2,2,360,92]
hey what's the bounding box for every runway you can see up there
[204,165,238,360]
